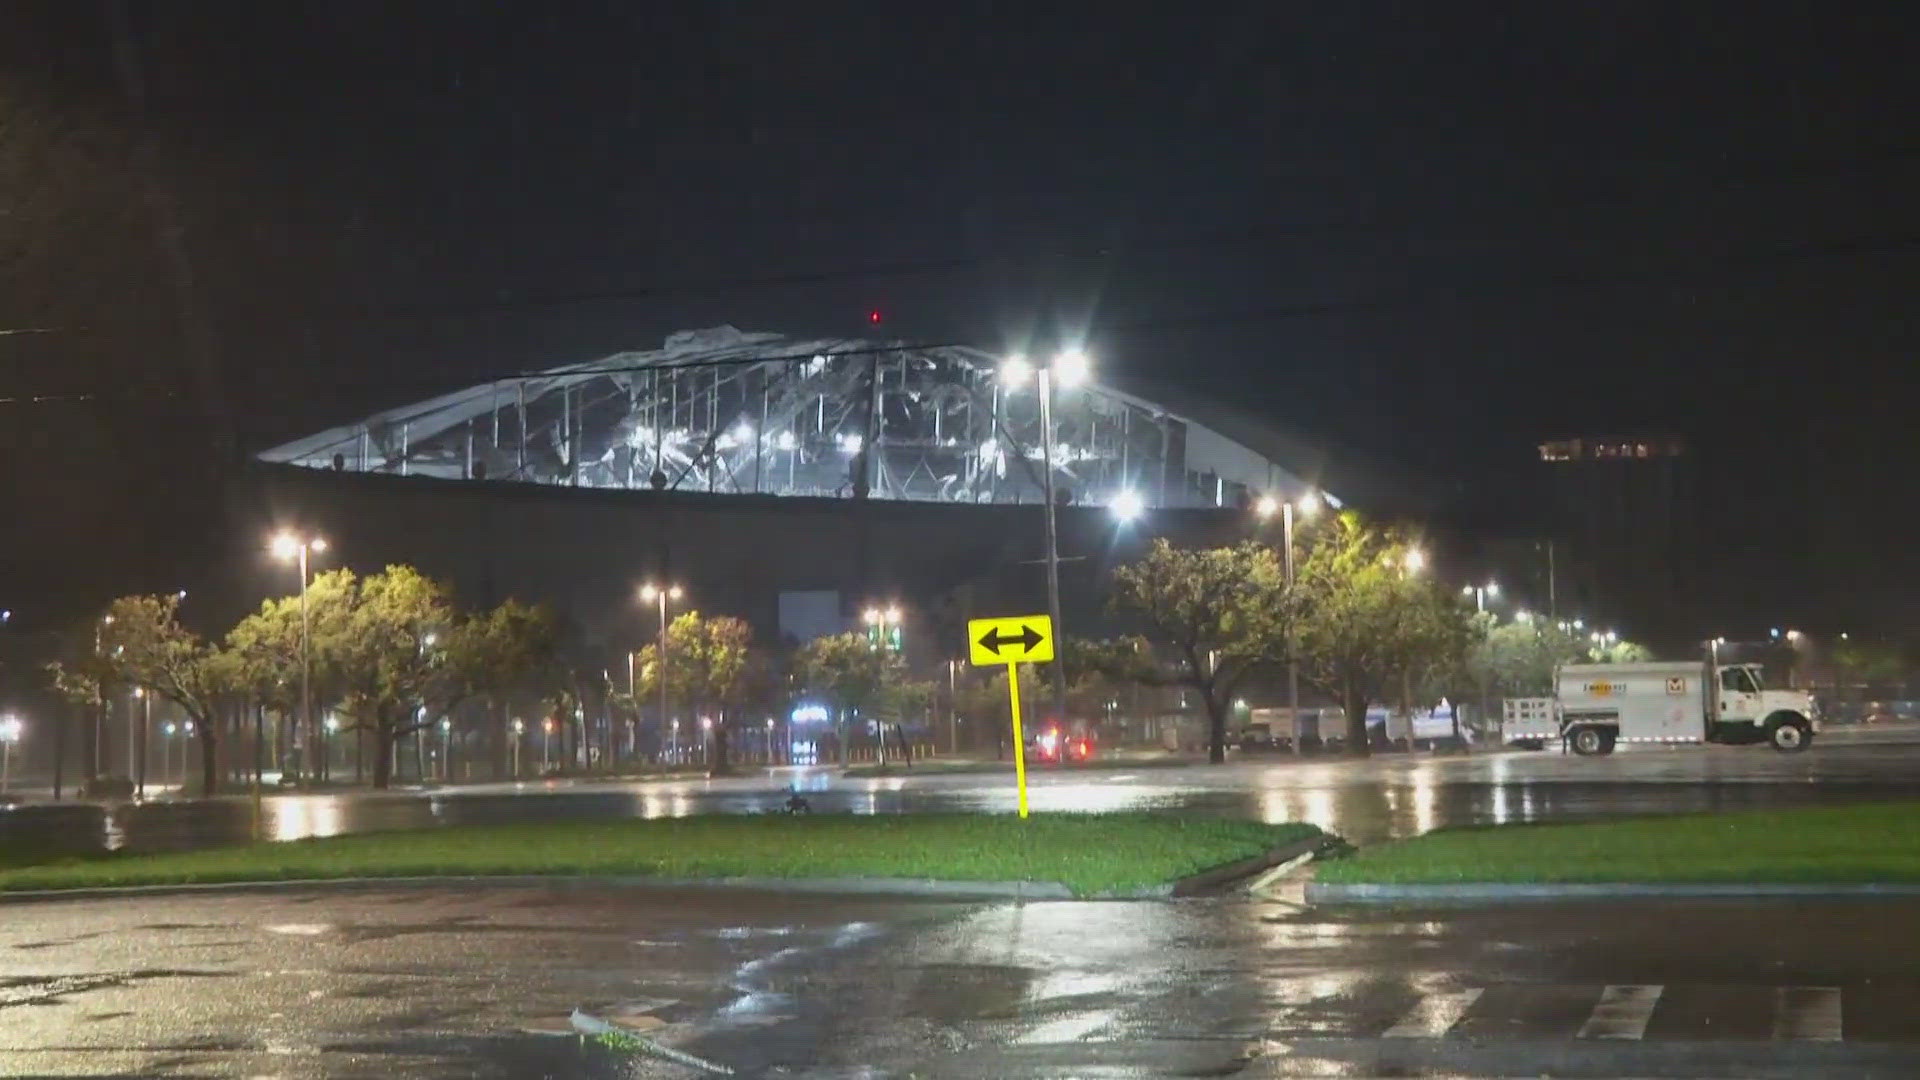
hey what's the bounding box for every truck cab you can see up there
[1707,663,1820,749]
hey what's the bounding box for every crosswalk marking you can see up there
[1773,986,1843,1041]
[1381,989,1482,1038]
[1261,982,1866,1043]
[1576,984,1663,1040]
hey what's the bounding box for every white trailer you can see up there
[1502,660,1818,756]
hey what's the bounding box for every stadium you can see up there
[235,327,1374,656]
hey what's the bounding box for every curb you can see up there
[1168,835,1328,898]
[0,872,1083,906]
[1305,880,1920,903]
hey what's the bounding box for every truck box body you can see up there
[1555,662,1708,743]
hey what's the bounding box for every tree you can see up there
[226,568,359,782]
[627,613,755,767]
[442,598,560,774]
[793,631,904,762]
[96,594,236,796]
[880,678,935,720]
[1290,513,1456,756]
[1109,540,1287,763]
[1404,607,1486,741]
[953,664,1046,754]
[662,612,754,771]
[328,565,459,789]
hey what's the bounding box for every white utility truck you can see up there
[1502,661,1818,756]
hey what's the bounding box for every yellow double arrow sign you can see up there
[967,615,1055,666]
[965,614,1055,818]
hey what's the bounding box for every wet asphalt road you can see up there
[6,725,1919,858]
[5,883,1920,1078]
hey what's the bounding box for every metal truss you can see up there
[260,328,1293,509]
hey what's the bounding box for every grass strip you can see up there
[1317,802,1920,886]
[0,812,1319,898]
[841,757,1205,778]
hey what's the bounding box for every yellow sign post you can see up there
[967,614,1055,818]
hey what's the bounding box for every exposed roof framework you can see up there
[260,327,1308,509]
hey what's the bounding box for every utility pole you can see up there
[1547,539,1558,620]
[1284,500,1303,756]
[1038,366,1069,728]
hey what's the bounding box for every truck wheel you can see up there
[1570,726,1607,756]
[1768,715,1812,752]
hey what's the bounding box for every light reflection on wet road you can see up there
[6,884,1920,1077]
[5,729,1917,860]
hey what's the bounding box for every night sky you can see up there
[4,3,1919,633]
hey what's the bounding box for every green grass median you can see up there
[841,757,1202,779]
[1318,802,1920,886]
[0,813,1321,898]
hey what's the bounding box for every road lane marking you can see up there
[1773,986,1843,1041]
[1381,989,1482,1037]
[1577,984,1663,1040]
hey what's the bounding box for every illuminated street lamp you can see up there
[1109,488,1145,523]
[1053,348,1090,388]
[270,530,328,788]
[0,714,21,794]
[639,583,684,753]
[1000,346,1095,730]
[510,718,525,777]
[863,603,904,652]
[1463,581,1500,613]
[1403,547,1427,574]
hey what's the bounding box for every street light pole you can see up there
[133,687,151,798]
[272,532,326,789]
[128,687,140,787]
[1258,491,1319,756]
[93,614,113,779]
[1036,365,1069,729]
[862,604,904,764]
[948,659,959,755]
[640,583,682,762]
[1283,500,1302,756]
[299,543,313,783]
[0,715,19,794]
[1003,350,1087,730]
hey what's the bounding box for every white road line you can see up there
[1577,984,1663,1040]
[1381,989,1483,1038]
[1773,986,1843,1041]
